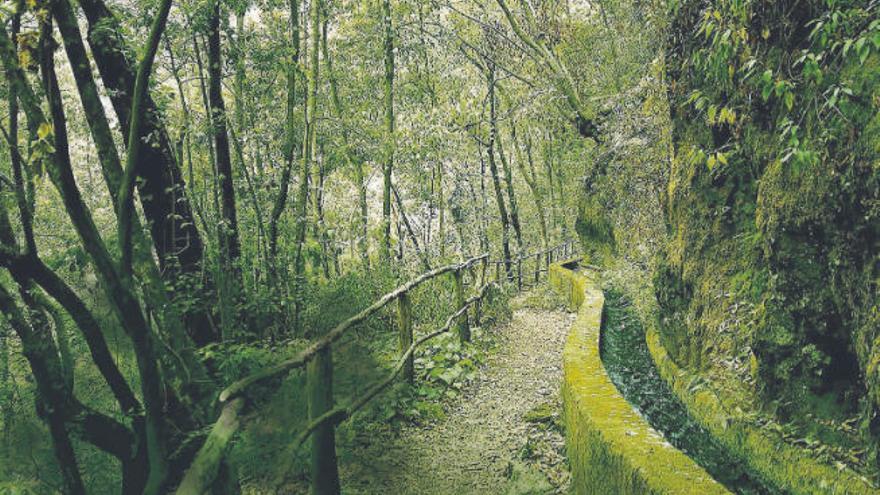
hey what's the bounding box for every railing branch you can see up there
[219,253,489,402]
[294,282,495,445]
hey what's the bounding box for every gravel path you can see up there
[341,292,574,494]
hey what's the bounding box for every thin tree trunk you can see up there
[512,124,548,249]
[543,134,559,234]
[495,119,523,252]
[381,0,395,262]
[268,0,301,276]
[392,185,432,270]
[316,143,331,279]
[437,163,446,258]
[165,36,211,238]
[293,0,320,334]
[230,125,269,281]
[485,67,512,274]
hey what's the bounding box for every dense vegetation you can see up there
[0,0,602,492]
[0,0,877,492]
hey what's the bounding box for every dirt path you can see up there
[341,292,574,494]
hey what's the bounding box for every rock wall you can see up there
[658,0,879,455]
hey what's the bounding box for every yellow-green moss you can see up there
[550,262,729,495]
[646,326,880,495]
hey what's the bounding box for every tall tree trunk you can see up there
[0,319,7,447]
[437,163,446,258]
[381,0,395,262]
[316,143,331,279]
[485,67,512,274]
[76,0,206,273]
[495,119,523,252]
[207,0,243,339]
[234,9,247,133]
[268,0,301,276]
[543,134,559,235]
[293,0,320,334]
[512,124,548,249]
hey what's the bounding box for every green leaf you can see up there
[37,122,52,140]
[859,45,870,65]
[784,92,794,111]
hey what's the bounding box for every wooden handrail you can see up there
[294,282,495,446]
[219,253,489,402]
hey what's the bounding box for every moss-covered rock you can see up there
[659,0,879,459]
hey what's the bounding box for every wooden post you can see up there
[397,292,413,384]
[480,257,488,286]
[534,253,540,283]
[453,268,470,342]
[307,347,340,495]
[517,257,522,290]
[474,298,481,327]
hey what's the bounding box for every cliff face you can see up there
[657,0,879,456]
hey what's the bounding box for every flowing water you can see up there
[600,289,783,495]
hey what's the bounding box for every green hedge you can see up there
[646,327,879,495]
[550,261,729,495]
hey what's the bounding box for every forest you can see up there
[0,0,877,493]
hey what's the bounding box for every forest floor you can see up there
[339,289,574,494]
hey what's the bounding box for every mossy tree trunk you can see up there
[307,347,340,495]
[293,0,320,334]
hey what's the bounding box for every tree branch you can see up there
[117,0,174,279]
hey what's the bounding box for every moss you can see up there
[523,403,557,424]
[659,0,879,461]
[550,262,729,494]
[647,326,879,495]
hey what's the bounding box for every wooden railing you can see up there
[176,240,578,494]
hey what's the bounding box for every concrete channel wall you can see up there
[549,260,730,495]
